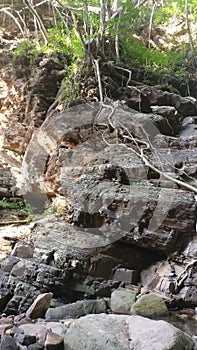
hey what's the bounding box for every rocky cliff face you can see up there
[0,29,197,320]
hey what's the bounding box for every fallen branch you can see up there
[0,220,29,226]
[94,58,103,102]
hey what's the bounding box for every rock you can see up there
[11,241,34,259]
[112,268,139,284]
[17,345,28,350]
[25,104,196,255]
[0,169,17,198]
[45,298,107,320]
[64,313,130,350]
[4,295,23,316]
[115,85,197,116]
[15,320,68,344]
[130,293,168,318]
[180,116,197,140]
[26,293,53,319]
[127,315,194,350]
[140,259,197,307]
[28,345,44,350]
[44,331,64,350]
[45,322,67,337]
[110,288,136,314]
[0,289,12,312]
[14,333,36,346]
[192,335,197,350]
[0,321,13,337]
[0,335,17,350]
[64,313,194,350]
[10,261,26,277]
[35,326,48,346]
[0,256,19,273]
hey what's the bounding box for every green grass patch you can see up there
[120,37,187,73]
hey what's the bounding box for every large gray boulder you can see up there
[64,314,194,350]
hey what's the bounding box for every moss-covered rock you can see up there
[130,293,168,318]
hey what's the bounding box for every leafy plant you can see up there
[120,36,187,73]
[0,198,34,221]
[47,25,83,59]
[59,60,83,106]
[12,40,38,64]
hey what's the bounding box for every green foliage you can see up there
[0,198,34,221]
[118,0,195,73]
[12,40,38,63]
[120,1,149,31]
[47,25,83,59]
[120,37,187,72]
[59,60,83,105]
[0,198,25,210]
[154,0,197,25]
[44,203,63,217]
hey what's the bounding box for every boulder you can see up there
[45,298,107,320]
[112,268,139,284]
[127,315,194,350]
[110,288,136,314]
[130,293,168,318]
[26,292,53,319]
[11,241,34,259]
[180,116,197,140]
[0,335,17,350]
[64,314,194,350]
[44,331,64,350]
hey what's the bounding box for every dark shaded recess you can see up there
[169,230,196,255]
[103,60,197,98]
[0,289,13,313]
[188,78,197,98]
[102,241,166,271]
[103,165,130,185]
[4,295,22,316]
[73,211,105,229]
[147,167,160,179]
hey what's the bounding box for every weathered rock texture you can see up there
[0,28,197,323]
[64,314,194,350]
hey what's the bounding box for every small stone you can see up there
[26,293,53,319]
[11,241,34,258]
[14,313,26,324]
[46,322,67,337]
[44,331,64,350]
[0,315,14,325]
[36,326,48,346]
[0,324,12,336]
[110,288,136,314]
[0,256,19,272]
[17,345,27,350]
[0,335,17,350]
[28,344,44,350]
[10,261,26,277]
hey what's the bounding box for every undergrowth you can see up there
[120,37,188,74]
